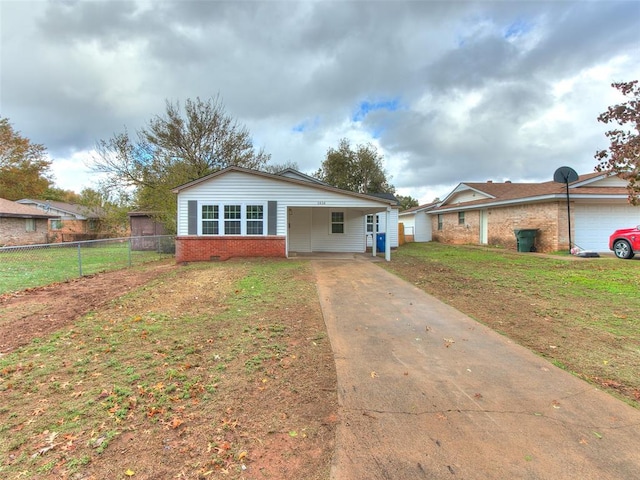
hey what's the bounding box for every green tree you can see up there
[90,96,270,232]
[41,187,81,203]
[0,117,53,200]
[595,80,640,204]
[315,138,394,194]
[78,187,131,236]
[396,194,419,211]
[262,160,300,174]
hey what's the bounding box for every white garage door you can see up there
[574,204,640,252]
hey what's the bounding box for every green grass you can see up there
[0,242,173,294]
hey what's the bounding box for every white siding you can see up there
[176,171,392,236]
[310,208,367,252]
[414,211,433,242]
[574,203,640,252]
[448,190,492,204]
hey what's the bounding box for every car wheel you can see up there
[613,239,634,259]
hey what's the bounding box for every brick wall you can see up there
[176,236,287,262]
[0,218,50,246]
[431,201,570,252]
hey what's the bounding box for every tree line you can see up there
[2,82,639,236]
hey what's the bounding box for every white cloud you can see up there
[1,0,638,202]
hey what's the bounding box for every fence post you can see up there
[128,238,132,267]
[77,243,83,277]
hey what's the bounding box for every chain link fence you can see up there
[0,235,175,295]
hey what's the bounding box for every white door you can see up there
[479,210,488,244]
[574,204,640,252]
[288,207,312,252]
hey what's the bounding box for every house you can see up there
[398,202,440,243]
[427,172,639,253]
[0,198,59,246]
[16,199,104,242]
[171,166,399,262]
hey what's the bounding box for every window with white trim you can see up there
[51,219,63,230]
[366,214,379,233]
[437,214,443,231]
[458,212,465,225]
[200,202,266,235]
[331,211,344,234]
[246,205,264,235]
[25,218,36,232]
[202,205,219,234]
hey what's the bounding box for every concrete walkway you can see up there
[313,259,640,480]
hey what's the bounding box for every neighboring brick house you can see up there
[16,199,105,242]
[426,172,639,253]
[0,198,59,246]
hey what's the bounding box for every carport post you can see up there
[372,230,377,257]
[385,208,391,261]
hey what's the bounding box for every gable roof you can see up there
[0,198,59,219]
[171,166,399,207]
[399,201,440,216]
[433,172,631,213]
[17,199,103,219]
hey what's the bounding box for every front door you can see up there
[479,210,488,244]
[288,207,312,252]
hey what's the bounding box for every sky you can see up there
[1,0,639,204]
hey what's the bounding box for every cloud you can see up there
[1,0,639,204]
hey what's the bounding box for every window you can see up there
[51,219,63,230]
[331,211,344,234]
[437,214,443,231]
[88,219,98,231]
[26,218,36,232]
[200,202,266,235]
[366,214,379,233]
[458,212,465,225]
[224,205,242,234]
[246,205,264,235]
[202,205,219,235]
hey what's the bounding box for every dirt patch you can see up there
[0,260,337,479]
[0,260,177,354]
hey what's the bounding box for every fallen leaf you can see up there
[593,431,603,439]
[370,371,378,378]
[169,418,184,429]
[125,469,135,476]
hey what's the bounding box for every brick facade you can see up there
[0,217,50,246]
[176,236,287,262]
[431,201,572,252]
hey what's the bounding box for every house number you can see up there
[317,201,326,205]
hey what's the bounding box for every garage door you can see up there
[574,204,640,252]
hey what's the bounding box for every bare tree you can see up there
[90,96,270,231]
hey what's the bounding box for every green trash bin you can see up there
[514,229,538,252]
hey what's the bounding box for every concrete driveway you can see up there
[312,258,640,480]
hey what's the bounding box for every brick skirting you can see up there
[175,236,287,262]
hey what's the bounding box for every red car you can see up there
[609,226,640,259]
